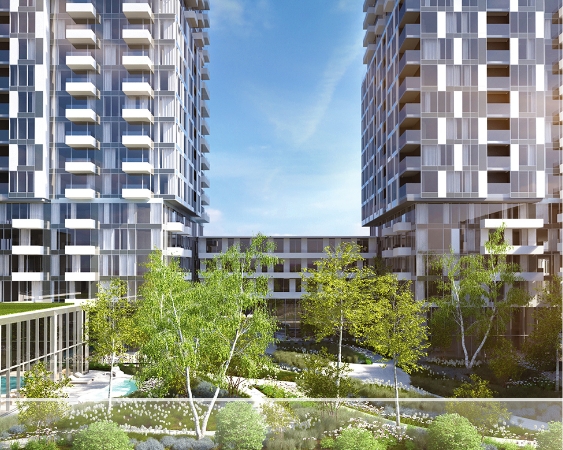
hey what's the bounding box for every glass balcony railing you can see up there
[488,183,511,195]
[486,50,510,64]
[486,24,509,37]
[0,50,9,63]
[0,23,8,36]
[399,183,421,199]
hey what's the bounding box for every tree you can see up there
[17,361,71,432]
[536,421,563,450]
[522,276,562,371]
[300,242,364,390]
[83,278,137,412]
[296,349,356,415]
[350,273,429,427]
[134,234,278,440]
[447,374,510,438]
[430,225,529,369]
[215,402,267,450]
[427,413,482,450]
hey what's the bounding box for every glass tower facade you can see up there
[361,0,562,339]
[0,0,211,301]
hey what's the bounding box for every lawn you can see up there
[0,302,72,316]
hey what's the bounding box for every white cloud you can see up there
[211,0,272,35]
[211,0,246,28]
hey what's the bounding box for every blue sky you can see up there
[205,0,368,236]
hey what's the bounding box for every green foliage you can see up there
[430,225,529,369]
[254,383,292,398]
[448,374,510,436]
[333,428,386,450]
[522,277,563,371]
[72,420,133,450]
[427,413,482,450]
[536,421,562,450]
[488,338,524,384]
[215,402,267,450]
[23,440,59,450]
[17,361,71,431]
[297,349,356,415]
[134,234,278,438]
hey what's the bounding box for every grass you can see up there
[0,302,71,316]
[276,341,370,364]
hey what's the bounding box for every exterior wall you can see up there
[198,236,378,338]
[0,0,211,302]
[361,0,563,318]
[0,304,87,410]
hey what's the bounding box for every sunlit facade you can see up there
[361,0,563,345]
[0,0,211,302]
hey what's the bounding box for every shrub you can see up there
[135,438,164,450]
[159,436,177,448]
[333,428,385,450]
[24,440,59,450]
[481,444,498,450]
[489,338,524,384]
[427,414,481,450]
[405,426,428,450]
[72,420,134,450]
[215,402,266,450]
[536,421,562,450]
[8,424,26,435]
[190,439,215,450]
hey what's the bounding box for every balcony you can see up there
[122,81,154,97]
[398,103,420,127]
[482,245,544,255]
[382,249,394,258]
[66,28,97,46]
[65,108,97,123]
[200,137,210,153]
[201,67,210,80]
[201,101,210,117]
[65,272,99,282]
[65,218,96,229]
[12,245,45,255]
[558,213,563,223]
[363,25,377,47]
[164,222,191,235]
[481,218,544,229]
[487,156,510,170]
[201,82,210,100]
[363,6,376,29]
[64,245,99,255]
[12,219,45,229]
[186,10,198,27]
[13,272,45,282]
[486,50,510,64]
[398,77,420,102]
[486,103,510,117]
[487,24,509,37]
[392,222,412,233]
[66,54,97,71]
[198,12,210,28]
[393,247,412,257]
[122,108,154,123]
[201,173,210,188]
[399,156,421,175]
[398,183,421,199]
[65,161,97,174]
[66,3,96,20]
[487,77,510,90]
[166,247,192,258]
[201,192,210,205]
[193,32,210,47]
[201,49,210,63]
[122,188,152,200]
[487,130,510,143]
[122,2,153,21]
[399,24,420,52]
[363,44,376,64]
[398,50,420,77]
[65,135,98,149]
[122,55,153,72]
[201,119,210,135]
[123,29,153,46]
[122,161,153,175]
[398,0,421,26]
[486,183,510,196]
[201,154,210,170]
[398,130,420,152]
[66,81,97,97]
[122,135,153,149]
[65,188,96,200]
[383,0,394,12]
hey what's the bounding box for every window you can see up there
[289,259,301,273]
[274,262,284,273]
[18,92,34,113]
[289,238,301,253]
[274,279,290,292]
[307,238,323,253]
[273,238,284,253]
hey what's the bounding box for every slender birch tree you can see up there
[300,242,364,394]
[84,278,137,412]
[135,234,278,440]
[430,225,529,369]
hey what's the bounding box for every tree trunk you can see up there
[185,367,203,439]
[393,357,400,427]
[107,351,115,414]
[468,310,496,369]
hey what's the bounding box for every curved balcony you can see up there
[65,135,98,149]
[66,3,96,20]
